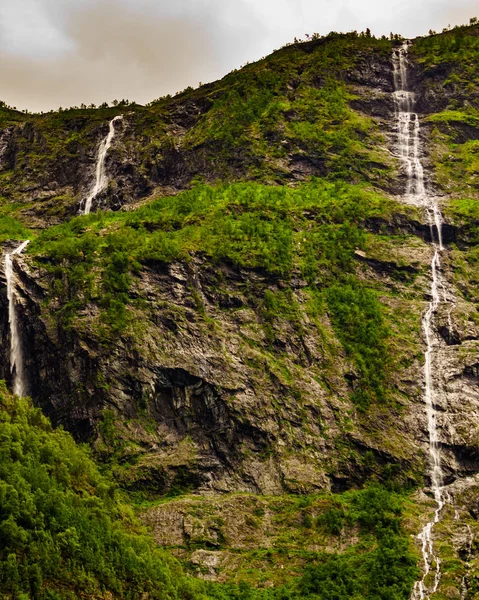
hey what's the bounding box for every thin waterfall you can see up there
[83,115,123,215]
[5,240,30,397]
[392,42,448,600]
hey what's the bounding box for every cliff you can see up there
[0,22,479,598]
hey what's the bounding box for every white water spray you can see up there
[392,42,448,600]
[5,240,30,397]
[83,115,123,215]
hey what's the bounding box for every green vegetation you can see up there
[143,487,419,599]
[0,382,205,599]
[427,128,479,197]
[446,198,479,239]
[412,23,479,93]
[0,104,26,128]
[424,105,479,197]
[427,109,479,128]
[325,280,390,409]
[411,23,479,199]
[7,23,479,599]
[0,212,31,242]
[180,32,393,184]
[29,180,404,292]
[0,382,419,599]
[299,487,418,600]
[28,181,406,407]
[444,199,479,302]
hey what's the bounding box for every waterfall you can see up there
[5,240,30,397]
[392,42,448,600]
[83,115,123,215]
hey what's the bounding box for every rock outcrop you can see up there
[0,240,427,494]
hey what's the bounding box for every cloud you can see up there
[0,0,476,112]
[0,0,263,111]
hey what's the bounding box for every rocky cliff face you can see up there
[0,230,429,494]
[1,24,479,595]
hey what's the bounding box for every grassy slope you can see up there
[172,33,393,184]
[412,24,479,198]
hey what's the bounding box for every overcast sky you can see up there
[0,0,476,112]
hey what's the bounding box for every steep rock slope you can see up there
[139,26,479,588]
[0,22,479,596]
[0,27,478,495]
[0,183,431,494]
[0,32,427,496]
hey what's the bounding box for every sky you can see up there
[0,0,476,112]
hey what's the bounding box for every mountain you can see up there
[0,21,478,599]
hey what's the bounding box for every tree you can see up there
[470,17,478,25]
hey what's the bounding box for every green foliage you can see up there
[316,485,403,536]
[0,106,26,128]
[325,279,390,409]
[411,25,479,197]
[29,181,403,335]
[300,487,417,600]
[0,383,204,599]
[316,501,347,535]
[201,487,418,599]
[443,199,479,302]
[412,23,479,66]
[427,109,479,127]
[437,137,479,190]
[0,213,31,242]
[425,106,479,196]
[261,289,302,324]
[299,534,417,600]
[412,23,479,100]
[183,33,392,183]
[446,198,479,242]
[0,384,418,599]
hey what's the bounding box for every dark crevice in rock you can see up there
[437,325,462,346]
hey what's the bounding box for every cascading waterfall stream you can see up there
[5,240,30,397]
[392,41,449,600]
[83,115,123,215]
